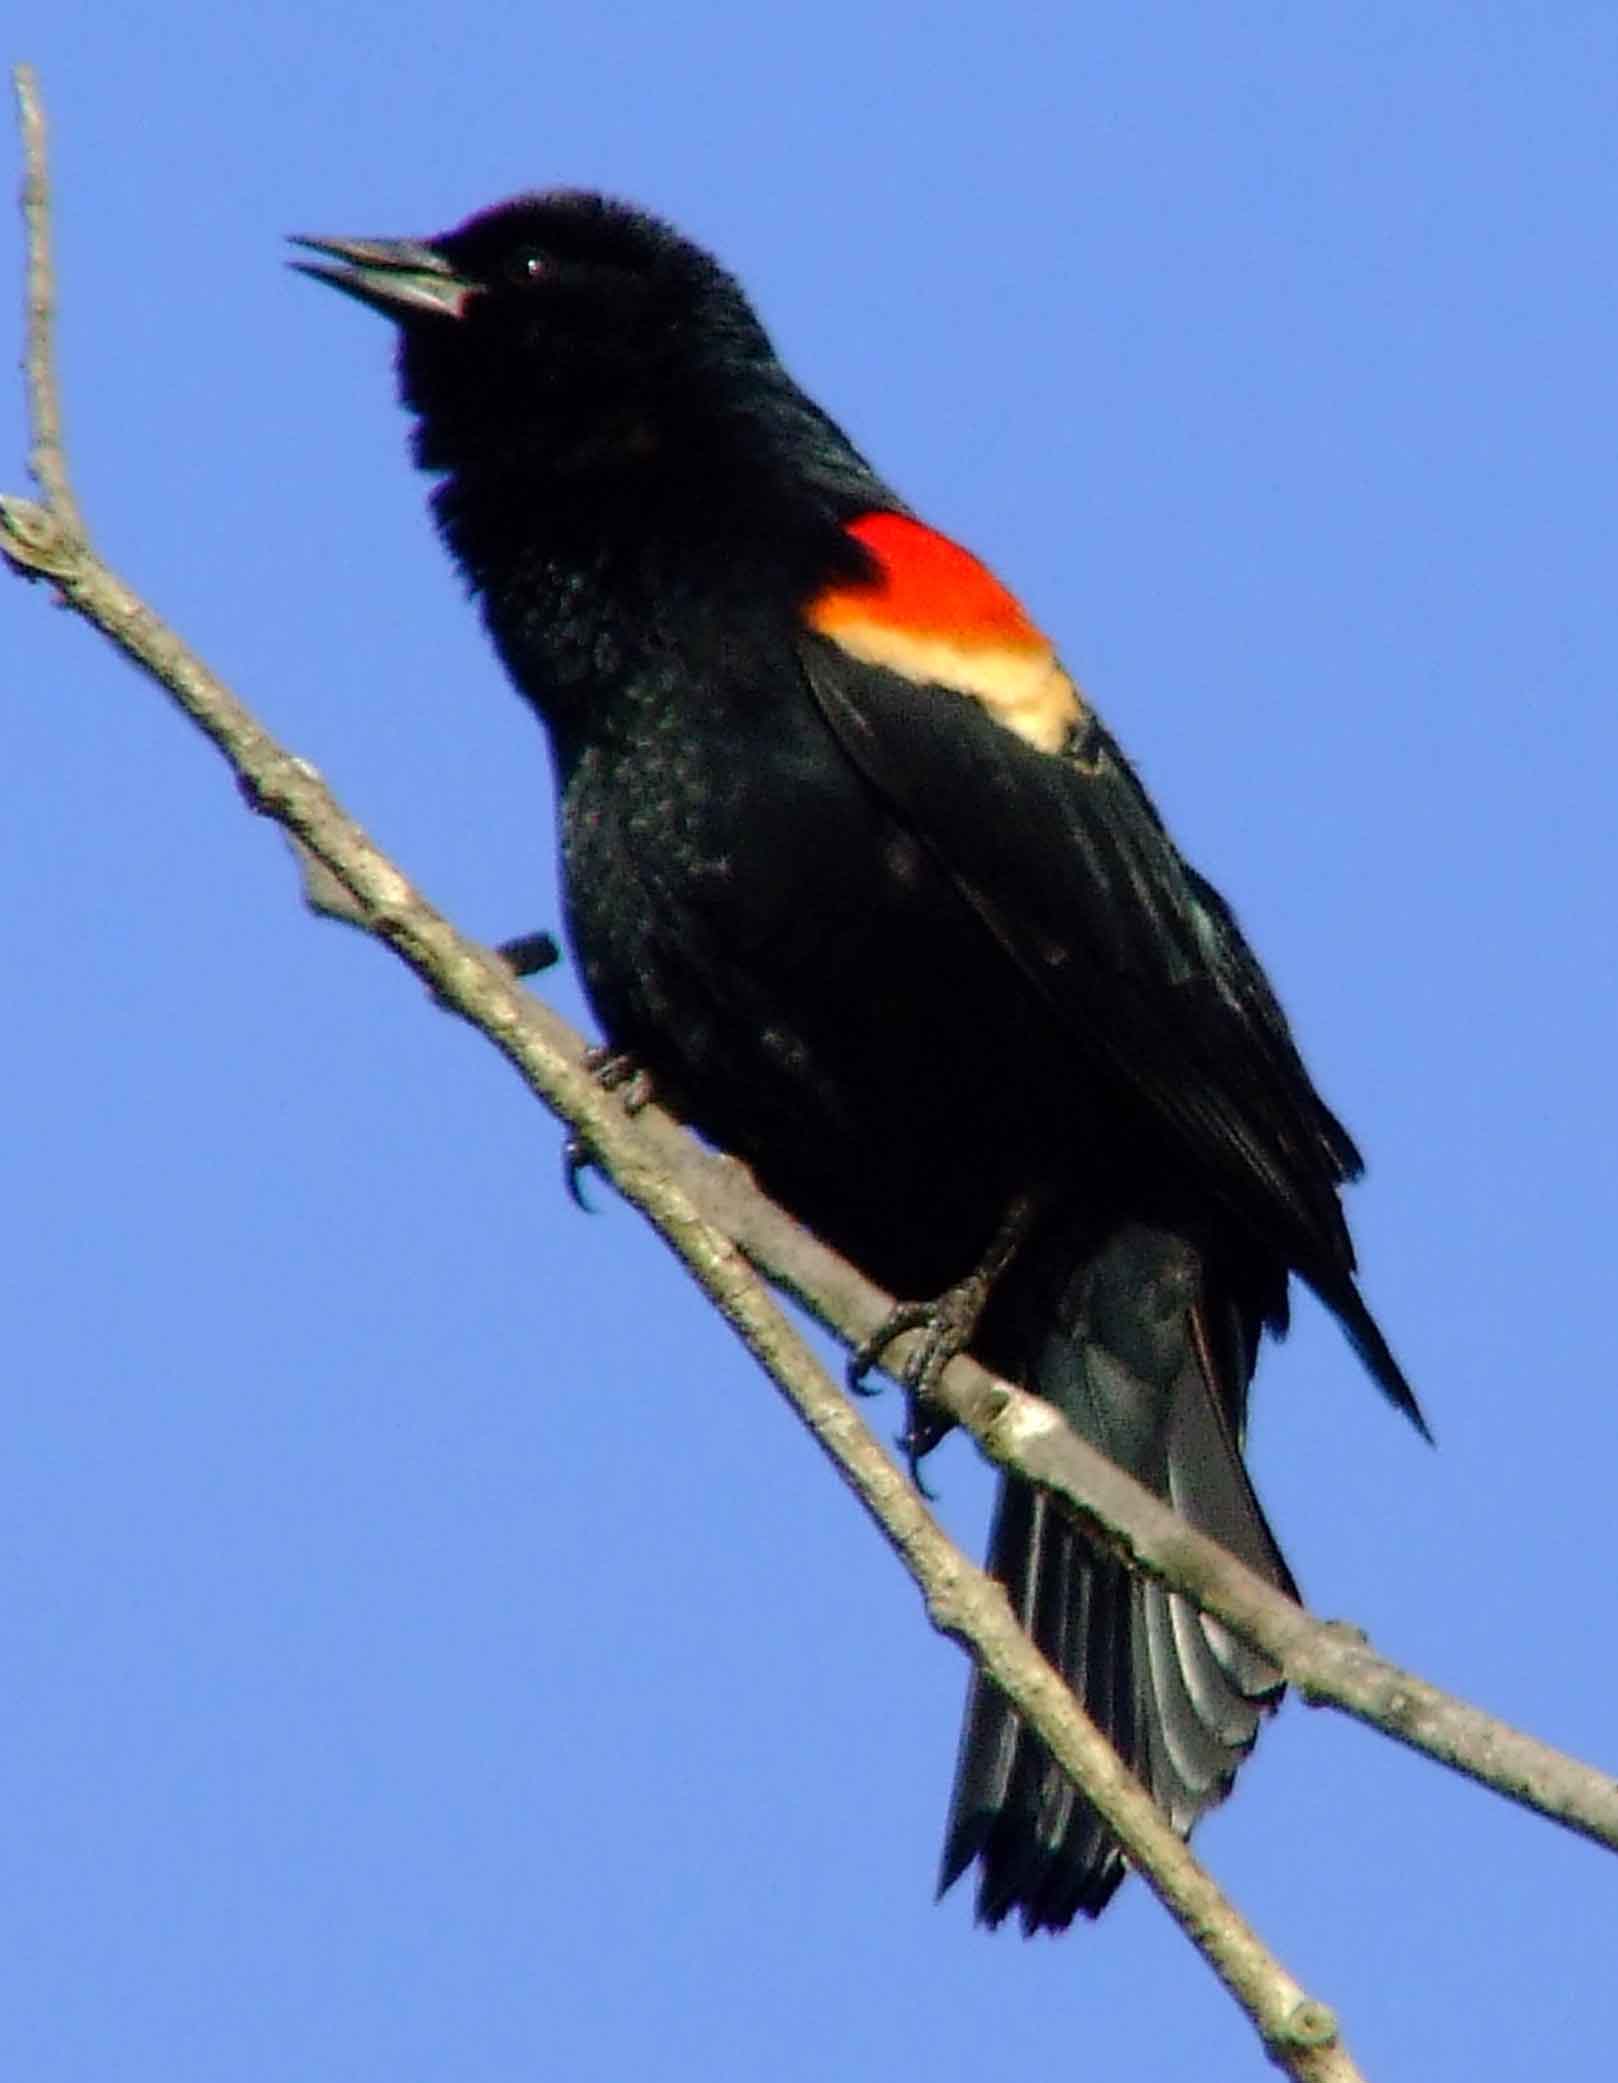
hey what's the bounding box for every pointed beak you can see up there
[289,234,474,322]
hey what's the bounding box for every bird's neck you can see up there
[429,438,881,728]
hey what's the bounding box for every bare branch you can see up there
[4,62,1611,2075]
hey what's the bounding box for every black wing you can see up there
[797,635,1425,1430]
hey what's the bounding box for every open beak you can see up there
[289,234,473,322]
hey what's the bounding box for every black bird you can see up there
[295,195,1425,1932]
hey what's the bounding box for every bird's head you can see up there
[293,192,788,483]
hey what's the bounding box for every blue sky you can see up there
[5,6,1617,2078]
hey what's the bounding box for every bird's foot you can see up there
[848,1284,986,1494]
[848,1193,1040,1492]
[563,1047,654,1210]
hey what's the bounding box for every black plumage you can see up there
[296,193,1424,1930]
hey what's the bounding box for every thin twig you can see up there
[13,65,82,540]
[11,51,1618,2067]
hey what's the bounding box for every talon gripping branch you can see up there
[297,194,1425,1933]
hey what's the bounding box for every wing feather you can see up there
[798,635,1359,1281]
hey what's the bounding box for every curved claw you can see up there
[847,1299,936,1398]
[845,1192,1041,1496]
[562,1047,658,1211]
[853,1199,1028,1491]
[898,1415,941,1501]
[847,1297,963,1494]
[562,1131,598,1212]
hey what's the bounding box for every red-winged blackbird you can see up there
[295,195,1425,1933]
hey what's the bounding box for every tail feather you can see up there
[940,1224,1296,1932]
[1142,1582,1247,1807]
[1166,1588,1266,1750]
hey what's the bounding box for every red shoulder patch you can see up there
[812,512,1047,651]
[805,513,1083,755]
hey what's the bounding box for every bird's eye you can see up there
[505,248,547,287]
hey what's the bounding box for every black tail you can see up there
[939,1225,1296,1931]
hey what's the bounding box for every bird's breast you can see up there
[553,667,1088,1292]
